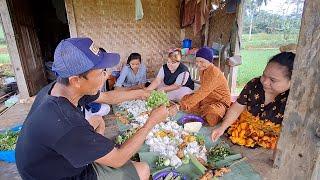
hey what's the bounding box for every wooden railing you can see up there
[181,55,200,83]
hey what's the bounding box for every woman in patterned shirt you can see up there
[211,52,296,142]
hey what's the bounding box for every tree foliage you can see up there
[243,0,303,36]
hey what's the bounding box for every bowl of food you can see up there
[178,114,204,125]
[183,122,202,133]
[153,170,186,180]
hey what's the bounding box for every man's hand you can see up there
[168,103,179,117]
[137,89,151,100]
[146,106,169,127]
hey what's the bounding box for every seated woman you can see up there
[180,47,231,126]
[146,49,194,101]
[115,53,147,90]
[211,52,295,149]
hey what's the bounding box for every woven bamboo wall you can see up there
[208,6,236,46]
[68,0,186,78]
[184,26,202,48]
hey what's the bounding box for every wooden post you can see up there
[203,19,209,46]
[0,0,29,98]
[273,0,320,179]
[65,0,78,37]
[228,0,244,95]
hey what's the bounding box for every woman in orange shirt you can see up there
[180,47,231,126]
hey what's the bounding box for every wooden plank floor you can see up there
[0,102,32,132]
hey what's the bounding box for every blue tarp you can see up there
[113,108,261,180]
[0,125,22,163]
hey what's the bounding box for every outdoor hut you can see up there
[0,0,241,98]
[0,0,319,179]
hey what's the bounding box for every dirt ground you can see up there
[0,102,32,180]
[0,47,8,54]
[0,103,275,180]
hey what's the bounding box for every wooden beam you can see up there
[228,0,244,95]
[0,0,29,98]
[203,19,209,46]
[65,0,78,37]
[273,0,320,179]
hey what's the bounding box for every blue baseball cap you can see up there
[53,37,120,78]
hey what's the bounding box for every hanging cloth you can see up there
[193,0,209,35]
[181,0,197,28]
[135,0,144,21]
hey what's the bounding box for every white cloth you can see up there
[135,0,144,20]
[85,104,110,120]
[157,82,193,102]
[156,67,190,86]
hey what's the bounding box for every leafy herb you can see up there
[207,143,232,162]
[0,130,19,151]
[146,91,170,109]
[195,134,205,146]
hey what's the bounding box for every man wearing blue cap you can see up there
[15,37,169,180]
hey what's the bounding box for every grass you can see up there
[0,44,7,49]
[235,33,299,94]
[0,54,10,64]
[0,26,4,40]
[242,33,298,49]
[236,49,279,93]
[0,25,10,64]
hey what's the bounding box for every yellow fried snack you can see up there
[228,111,281,149]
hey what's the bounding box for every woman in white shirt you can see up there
[146,50,194,102]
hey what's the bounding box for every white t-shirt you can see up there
[156,67,190,86]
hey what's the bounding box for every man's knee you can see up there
[133,162,150,180]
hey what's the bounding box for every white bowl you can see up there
[184,122,202,133]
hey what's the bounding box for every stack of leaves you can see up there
[146,90,170,109]
[228,110,281,149]
[207,143,232,163]
[0,130,19,151]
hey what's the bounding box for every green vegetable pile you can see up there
[195,134,205,146]
[146,90,170,109]
[207,143,232,162]
[0,130,19,151]
[115,128,138,145]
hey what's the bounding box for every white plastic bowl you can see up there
[184,122,202,133]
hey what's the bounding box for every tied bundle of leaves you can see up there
[0,130,19,151]
[146,90,170,109]
[208,143,232,162]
